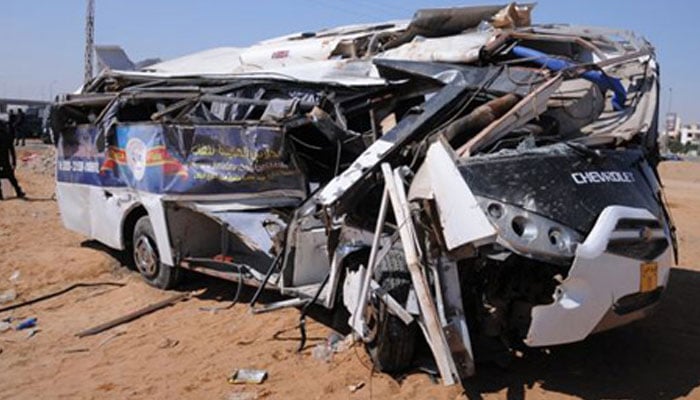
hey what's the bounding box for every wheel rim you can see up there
[134,236,158,278]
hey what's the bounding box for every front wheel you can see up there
[365,248,417,373]
[132,215,181,290]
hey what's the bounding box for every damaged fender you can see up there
[526,206,673,347]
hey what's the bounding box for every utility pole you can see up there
[84,0,95,85]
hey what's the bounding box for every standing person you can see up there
[8,110,16,142]
[14,109,26,146]
[0,120,26,200]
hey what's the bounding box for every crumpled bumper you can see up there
[525,206,673,347]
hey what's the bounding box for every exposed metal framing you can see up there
[381,162,460,385]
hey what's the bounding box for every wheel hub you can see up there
[134,236,158,277]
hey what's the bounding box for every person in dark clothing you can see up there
[14,109,26,146]
[8,110,16,141]
[0,120,26,200]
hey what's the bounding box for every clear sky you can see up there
[1,1,698,122]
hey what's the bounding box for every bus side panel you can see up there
[89,186,138,250]
[56,125,129,249]
[56,182,91,238]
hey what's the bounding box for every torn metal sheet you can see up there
[376,32,490,64]
[316,63,547,208]
[202,210,285,255]
[409,138,496,251]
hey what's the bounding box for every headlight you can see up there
[476,196,584,263]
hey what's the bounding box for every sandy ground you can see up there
[1,141,699,400]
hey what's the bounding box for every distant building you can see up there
[94,45,161,74]
[95,45,136,72]
[680,123,700,147]
[663,112,681,139]
[0,98,50,122]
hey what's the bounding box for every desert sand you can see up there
[1,142,699,400]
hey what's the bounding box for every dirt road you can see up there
[1,142,698,399]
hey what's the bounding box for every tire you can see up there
[366,248,417,373]
[132,216,181,290]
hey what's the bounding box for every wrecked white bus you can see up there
[54,4,677,385]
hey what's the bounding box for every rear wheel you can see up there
[365,248,417,373]
[132,216,181,290]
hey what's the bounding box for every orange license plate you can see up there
[640,262,658,293]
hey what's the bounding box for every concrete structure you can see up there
[680,123,700,146]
